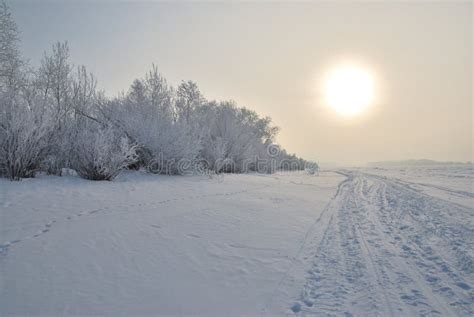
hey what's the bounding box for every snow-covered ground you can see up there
[1,166,473,316]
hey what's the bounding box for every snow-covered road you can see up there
[1,166,473,316]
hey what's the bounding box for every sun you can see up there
[324,66,374,116]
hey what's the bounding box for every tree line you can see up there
[0,2,315,181]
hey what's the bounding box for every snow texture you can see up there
[1,165,473,315]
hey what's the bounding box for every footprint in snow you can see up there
[291,303,301,313]
[456,282,471,290]
[0,245,8,255]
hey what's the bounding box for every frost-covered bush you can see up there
[69,125,137,180]
[145,120,201,174]
[0,102,53,180]
[306,161,319,175]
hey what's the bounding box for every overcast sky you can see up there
[10,0,472,165]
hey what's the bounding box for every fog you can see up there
[11,0,472,165]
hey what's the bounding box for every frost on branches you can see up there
[0,2,313,181]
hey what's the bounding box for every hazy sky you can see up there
[10,0,472,165]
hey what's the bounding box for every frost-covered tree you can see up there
[33,42,75,174]
[176,80,204,124]
[0,2,54,180]
[197,101,279,173]
[36,42,74,119]
[0,1,22,93]
[71,65,97,119]
[103,67,201,174]
[0,2,313,180]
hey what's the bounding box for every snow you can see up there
[1,166,473,315]
[362,164,473,209]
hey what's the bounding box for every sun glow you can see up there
[324,66,374,116]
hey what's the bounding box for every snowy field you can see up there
[1,165,473,316]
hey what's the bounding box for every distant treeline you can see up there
[367,159,473,167]
[0,2,315,180]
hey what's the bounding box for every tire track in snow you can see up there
[367,173,474,315]
[292,171,474,316]
[372,171,474,198]
[366,172,474,212]
[263,173,351,314]
[353,177,451,316]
